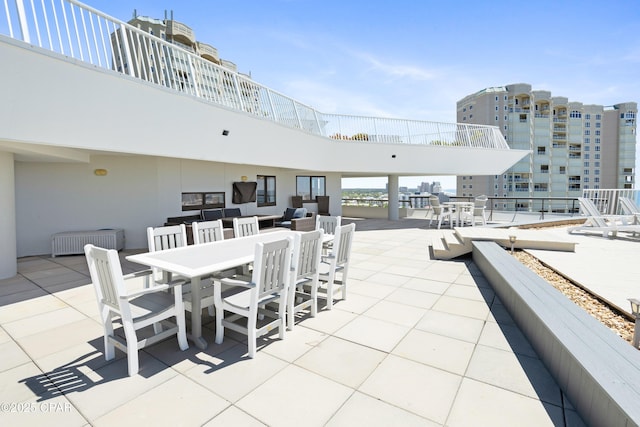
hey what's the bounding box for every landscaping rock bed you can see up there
[512,250,636,346]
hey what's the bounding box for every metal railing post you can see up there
[14,0,30,43]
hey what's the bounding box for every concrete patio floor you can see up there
[0,218,594,426]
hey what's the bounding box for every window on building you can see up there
[585,114,591,120]
[596,114,601,120]
[585,122,590,128]
[595,170,600,175]
[595,161,600,167]
[537,146,546,155]
[584,177,590,183]
[256,175,276,207]
[595,122,601,128]
[584,130,590,135]
[595,154,600,159]
[570,110,582,118]
[584,162,589,167]
[584,170,589,175]
[584,138,590,144]
[595,146,601,152]
[559,166,566,174]
[595,138,600,144]
[585,153,590,159]
[296,175,326,202]
[495,116,499,121]
[595,130,600,136]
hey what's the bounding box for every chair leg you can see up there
[248,313,257,358]
[213,286,224,345]
[287,287,295,331]
[310,281,318,317]
[121,321,139,376]
[102,311,115,361]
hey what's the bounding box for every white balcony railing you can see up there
[1,0,508,150]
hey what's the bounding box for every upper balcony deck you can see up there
[0,0,527,176]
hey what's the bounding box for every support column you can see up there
[0,152,17,279]
[388,174,399,220]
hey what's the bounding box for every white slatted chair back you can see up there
[333,223,355,267]
[233,216,260,238]
[293,229,324,281]
[84,244,188,376]
[316,215,341,235]
[192,220,225,244]
[254,238,292,298]
[147,224,188,251]
[146,224,188,283]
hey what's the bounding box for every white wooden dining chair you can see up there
[287,229,324,330]
[318,223,356,310]
[147,225,215,316]
[233,216,260,238]
[214,236,294,358]
[84,244,188,376]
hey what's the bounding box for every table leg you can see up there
[188,276,208,350]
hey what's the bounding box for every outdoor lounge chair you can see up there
[568,197,640,238]
[618,197,640,224]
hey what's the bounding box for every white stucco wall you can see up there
[15,155,342,256]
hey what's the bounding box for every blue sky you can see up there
[93,0,640,190]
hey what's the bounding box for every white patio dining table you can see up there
[442,201,474,227]
[126,229,331,349]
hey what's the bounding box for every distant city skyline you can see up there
[342,176,455,191]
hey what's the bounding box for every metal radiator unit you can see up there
[51,229,125,257]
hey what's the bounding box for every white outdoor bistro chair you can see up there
[84,244,188,376]
[428,196,452,229]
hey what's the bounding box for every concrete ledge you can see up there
[472,241,640,427]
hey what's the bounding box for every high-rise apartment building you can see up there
[112,11,250,101]
[456,83,636,212]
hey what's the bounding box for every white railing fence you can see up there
[1,0,506,149]
[582,189,640,215]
